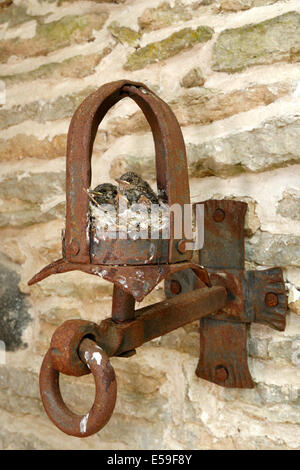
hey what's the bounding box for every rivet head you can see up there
[170,280,182,295]
[265,292,278,307]
[213,208,225,222]
[177,239,186,254]
[69,239,80,256]
[215,365,228,382]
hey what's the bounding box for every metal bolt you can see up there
[170,280,182,295]
[215,365,228,382]
[177,239,186,254]
[213,208,225,223]
[69,239,80,256]
[265,292,278,307]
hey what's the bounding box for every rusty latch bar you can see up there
[97,285,227,357]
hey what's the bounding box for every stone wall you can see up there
[0,0,300,450]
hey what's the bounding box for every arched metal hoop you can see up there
[39,338,117,437]
[65,80,190,265]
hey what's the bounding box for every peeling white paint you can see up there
[80,413,89,434]
[91,351,102,366]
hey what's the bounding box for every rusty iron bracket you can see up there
[30,81,229,438]
[165,199,288,388]
[28,81,288,438]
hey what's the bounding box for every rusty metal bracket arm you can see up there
[97,285,227,357]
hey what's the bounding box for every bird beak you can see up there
[115,178,131,188]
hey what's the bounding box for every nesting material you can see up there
[90,201,170,240]
[88,172,170,241]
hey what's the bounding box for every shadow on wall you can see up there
[0,259,31,351]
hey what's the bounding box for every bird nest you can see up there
[87,172,170,241]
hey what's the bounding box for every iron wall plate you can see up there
[165,199,288,389]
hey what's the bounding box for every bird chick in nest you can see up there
[115,171,159,206]
[88,173,170,239]
[88,183,118,206]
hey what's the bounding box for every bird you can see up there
[115,171,159,206]
[88,183,118,206]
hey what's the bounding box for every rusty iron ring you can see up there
[49,319,104,377]
[39,338,117,437]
